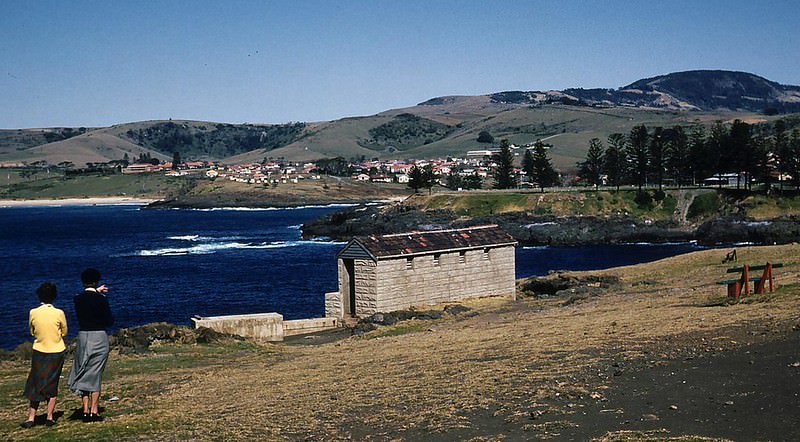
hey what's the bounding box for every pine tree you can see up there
[787,128,800,189]
[729,119,753,190]
[773,120,789,192]
[649,126,665,190]
[445,171,462,190]
[492,139,517,189]
[707,122,728,187]
[407,165,423,193]
[578,138,605,188]
[627,124,649,191]
[604,133,627,191]
[664,126,690,188]
[687,125,708,185]
[530,140,559,192]
[521,148,535,177]
[421,164,436,195]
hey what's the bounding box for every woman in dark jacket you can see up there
[67,268,113,423]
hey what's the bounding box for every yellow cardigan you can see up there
[29,304,68,353]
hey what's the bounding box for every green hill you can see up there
[2,70,798,170]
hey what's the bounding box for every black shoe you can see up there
[20,420,35,428]
[83,413,104,422]
[45,419,56,426]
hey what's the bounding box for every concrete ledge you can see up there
[284,317,340,337]
[192,312,284,342]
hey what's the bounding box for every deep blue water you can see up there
[0,204,704,349]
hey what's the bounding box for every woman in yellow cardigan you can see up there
[21,282,68,428]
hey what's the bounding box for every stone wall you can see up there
[325,291,343,319]
[354,259,378,315]
[374,246,516,313]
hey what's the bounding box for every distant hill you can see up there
[489,70,800,113]
[2,70,798,169]
[1,120,306,166]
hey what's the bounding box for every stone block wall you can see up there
[373,246,516,313]
[354,259,378,315]
[325,291,343,319]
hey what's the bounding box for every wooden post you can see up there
[741,264,750,298]
[767,262,774,292]
[728,281,741,298]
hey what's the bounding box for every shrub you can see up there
[634,191,653,209]
[477,131,494,143]
[687,192,720,219]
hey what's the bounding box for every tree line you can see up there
[577,119,800,192]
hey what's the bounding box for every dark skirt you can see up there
[23,350,66,402]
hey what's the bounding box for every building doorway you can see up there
[343,259,356,316]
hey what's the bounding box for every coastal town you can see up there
[121,155,496,186]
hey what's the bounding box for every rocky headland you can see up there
[301,190,800,246]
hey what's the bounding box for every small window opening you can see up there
[433,253,441,266]
[406,257,414,269]
[483,248,490,260]
[459,250,466,263]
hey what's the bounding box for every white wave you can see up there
[302,239,346,245]
[523,222,558,228]
[740,221,772,227]
[287,224,302,230]
[137,242,251,256]
[522,246,550,250]
[251,240,346,248]
[168,235,201,241]
[132,237,344,257]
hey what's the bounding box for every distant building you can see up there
[703,173,741,186]
[325,225,517,318]
[122,163,154,174]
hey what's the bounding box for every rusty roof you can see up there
[343,225,517,259]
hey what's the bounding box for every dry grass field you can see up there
[1,244,798,440]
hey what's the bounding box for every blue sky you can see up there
[2,0,798,128]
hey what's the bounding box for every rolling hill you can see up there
[2,70,798,170]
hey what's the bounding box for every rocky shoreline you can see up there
[143,194,367,210]
[300,203,800,246]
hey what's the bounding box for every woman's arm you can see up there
[60,310,68,337]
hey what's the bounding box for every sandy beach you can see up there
[0,197,158,207]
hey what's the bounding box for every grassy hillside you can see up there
[406,188,800,222]
[0,107,779,173]
[410,189,690,220]
[1,244,798,439]
[0,173,183,200]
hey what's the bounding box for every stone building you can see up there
[325,225,517,318]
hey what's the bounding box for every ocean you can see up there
[0,204,703,349]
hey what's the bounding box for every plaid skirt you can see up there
[23,350,66,402]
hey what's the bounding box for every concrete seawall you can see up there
[191,313,340,342]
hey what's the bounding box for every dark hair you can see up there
[81,268,101,287]
[36,282,57,304]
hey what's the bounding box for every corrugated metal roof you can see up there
[339,225,517,260]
